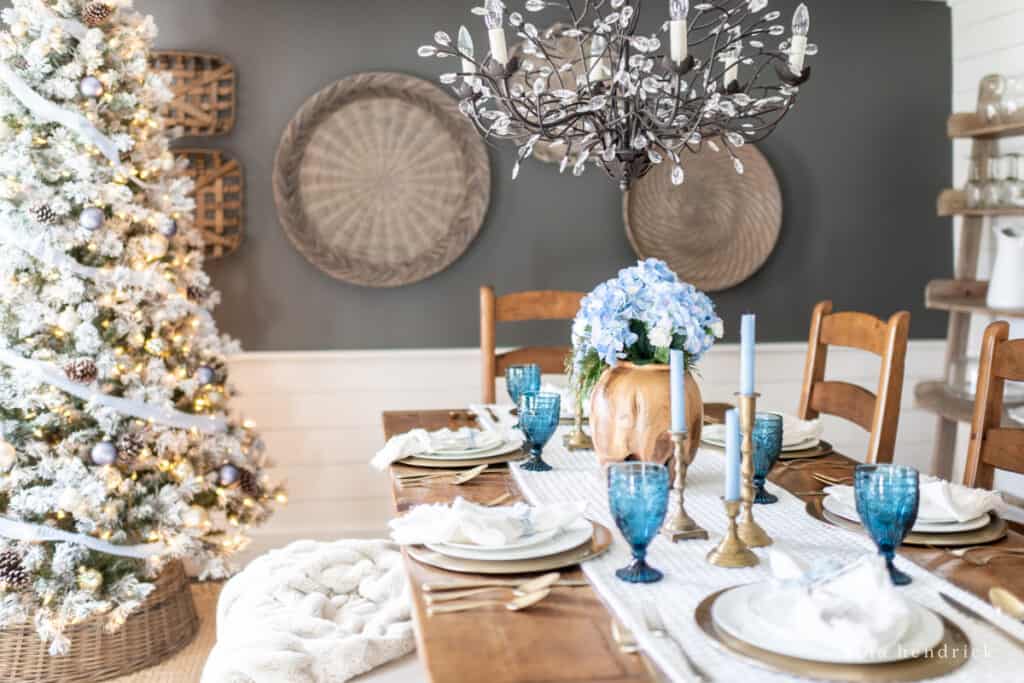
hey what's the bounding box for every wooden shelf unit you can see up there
[937,189,1024,217]
[947,113,1024,140]
[918,111,1024,479]
[924,279,1024,317]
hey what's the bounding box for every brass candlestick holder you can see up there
[706,499,758,568]
[662,431,709,541]
[563,389,593,451]
[736,393,772,548]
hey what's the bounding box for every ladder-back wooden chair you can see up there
[480,286,584,404]
[798,300,911,464]
[964,321,1024,489]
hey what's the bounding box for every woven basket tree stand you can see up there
[0,561,198,683]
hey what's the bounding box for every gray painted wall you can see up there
[145,0,951,350]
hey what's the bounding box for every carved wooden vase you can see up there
[589,362,703,466]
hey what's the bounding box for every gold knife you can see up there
[940,592,1024,651]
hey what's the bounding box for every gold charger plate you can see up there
[696,587,970,682]
[400,449,526,469]
[407,521,611,574]
[807,500,1009,547]
[778,439,834,461]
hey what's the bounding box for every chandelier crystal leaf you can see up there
[420,0,817,190]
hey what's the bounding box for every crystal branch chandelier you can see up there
[420,0,817,190]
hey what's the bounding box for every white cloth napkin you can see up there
[703,412,821,448]
[370,427,503,470]
[825,475,1004,523]
[759,552,911,660]
[389,497,587,547]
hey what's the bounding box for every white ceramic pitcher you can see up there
[987,226,1024,310]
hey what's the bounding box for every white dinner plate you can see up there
[712,583,946,665]
[701,435,821,453]
[822,495,992,534]
[426,518,592,561]
[416,439,525,461]
[429,431,505,455]
[438,527,560,552]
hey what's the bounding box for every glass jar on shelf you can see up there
[1001,75,1024,123]
[1003,154,1024,207]
[979,74,1007,124]
[965,157,985,208]
[984,156,1006,208]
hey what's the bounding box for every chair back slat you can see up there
[480,286,584,403]
[820,312,889,356]
[964,322,1024,489]
[979,428,1024,477]
[495,346,571,376]
[994,340,1024,382]
[496,291,583,322]
[808,381,877,432]
[798,300,910,464]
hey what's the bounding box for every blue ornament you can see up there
[159,219,178,238]
[79,76,104,98]
[195,366,215,385]
[79,207,104,231]
[90,441,117,466]
[219,464,240,486]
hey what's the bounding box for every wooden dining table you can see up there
[383,408,1024,683]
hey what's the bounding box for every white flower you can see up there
[648,320,673,349]
[711,320,725,339]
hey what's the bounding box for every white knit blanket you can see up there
[201,540,414,683]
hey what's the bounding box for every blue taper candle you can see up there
[670,348,686,433]
[725,408,741,501]
[740,313,756,396]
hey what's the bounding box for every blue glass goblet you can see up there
[518,391,561,472]
[752,412,784,504]
[505,364,541,408]
[607,462,670,584]
[854,464,920,586]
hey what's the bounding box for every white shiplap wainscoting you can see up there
[226,341,944,556]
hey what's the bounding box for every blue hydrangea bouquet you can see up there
[570,259,724,395]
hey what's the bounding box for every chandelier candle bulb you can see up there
[488,28,508,65]
[790,3,810,73]
[670,348,686,433]
[669,0,689,63]
[740,313,756,396]
[483,0,508,65]
[458,26,476,77]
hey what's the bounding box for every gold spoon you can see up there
[426,589,551,616]
[990,587,1024,620]
[425,572,561,604]
[402,465,490,487]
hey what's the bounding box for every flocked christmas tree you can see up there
[0,0,282,653]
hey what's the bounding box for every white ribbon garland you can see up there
[0,63,120,164]
[0,516,164,558]
[0,349,227,433]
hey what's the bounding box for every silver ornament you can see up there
[219,464,240,486]
[79,207,104,231]
[195,366,215,385]
[79,76,104,98]
[90,441,117,466]
[159,219,178,238]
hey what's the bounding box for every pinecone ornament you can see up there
[30,204,57,225]
[238,469,261,498]
[186,285,206,303]
[82,2,113,27]
[0,551,29,591]
[116,432,146,463]
[9,55,27,71]
[63,357,98,384]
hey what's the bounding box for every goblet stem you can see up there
[884,552,912,586]
[752,476,779,504]
[615,550,663,584]
[520,445,552,472]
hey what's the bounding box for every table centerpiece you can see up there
[571,258,722,465]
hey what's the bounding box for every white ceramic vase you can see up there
[987,226,1024,310]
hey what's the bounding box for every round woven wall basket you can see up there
[0,561,197,683]
[623,145,782,292]
[273,72,491,287]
